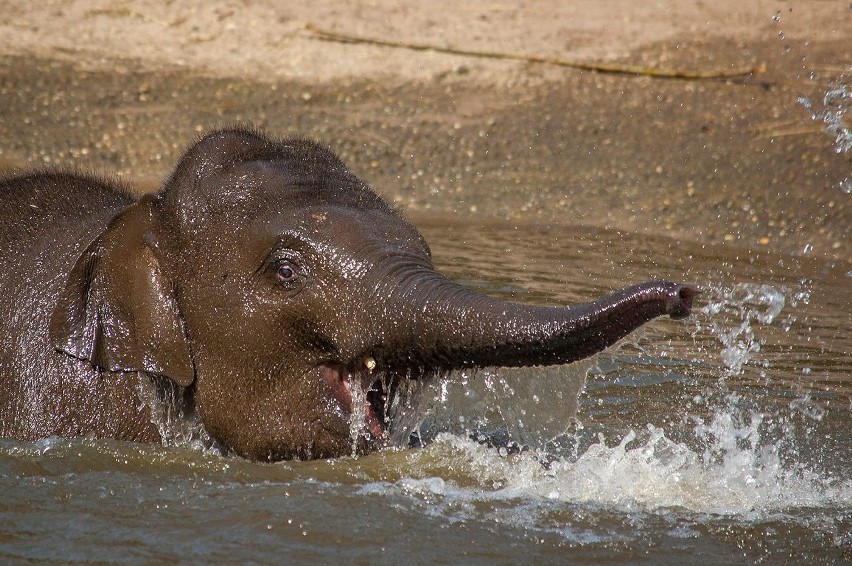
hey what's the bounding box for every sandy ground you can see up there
[0,1,849,260]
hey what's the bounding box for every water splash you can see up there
[395,363,590,453]
[135,373,211,451]
[365,407,851,518]
[543,412,845,513]
[798,83,852,193]
[820,85,852,154]
[699,283,788,375]
[348,374,368,455]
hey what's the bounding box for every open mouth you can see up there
[319,360,396,447]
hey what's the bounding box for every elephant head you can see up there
[49,128,696,461]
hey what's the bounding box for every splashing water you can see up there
[798,83,852,193]
[798,84,851,154]
[348,374,368,455]
[135,373,211,452]
[699,283,788,375]
[388,362,590,455]
[362,405,852,525]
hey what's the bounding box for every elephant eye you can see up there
[277,262,297,283]
[266,243,307,289]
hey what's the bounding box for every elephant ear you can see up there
[49,196,195,386]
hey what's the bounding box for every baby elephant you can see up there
[0,128,696,461]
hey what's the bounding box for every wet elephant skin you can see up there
[0,128,696,461]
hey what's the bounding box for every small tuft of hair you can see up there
[1,166,136,201]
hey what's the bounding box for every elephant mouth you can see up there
[319,362,396,447]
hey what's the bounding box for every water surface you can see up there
[1,217,850,564]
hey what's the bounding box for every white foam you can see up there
[367,406,852,518]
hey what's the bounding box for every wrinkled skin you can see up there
[0,128,696,461]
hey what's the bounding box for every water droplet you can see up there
[700,283,787,374]
[790,395,825,421]
[778,31,785,40]
[803,243,813,254]
[840,178,852,194]
[771,11,782,23]
[799,85,852,155]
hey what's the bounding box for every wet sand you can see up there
[0,1,849,260]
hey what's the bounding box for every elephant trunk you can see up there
[321,271,696,451]
[362,276,697,372]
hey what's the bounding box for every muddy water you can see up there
[1,218,850,564]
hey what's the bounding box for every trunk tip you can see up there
[666,283,699,319]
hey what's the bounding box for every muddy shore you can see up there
[0,1,849,260]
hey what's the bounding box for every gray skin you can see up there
[0,128,696,461]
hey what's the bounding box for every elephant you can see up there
[0,128,696,461]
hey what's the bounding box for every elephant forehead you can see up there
[258,205,428,256]
[234,159,390,210]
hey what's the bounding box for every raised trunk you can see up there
[362,277,696,372]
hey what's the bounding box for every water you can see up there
[798,84,852,155]
[796,76,851,195]
[1,218,850,564]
